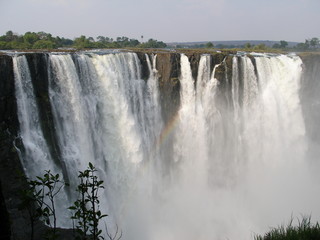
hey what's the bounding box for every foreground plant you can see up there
[19,171,66,240]
[69,162,107,240]
[255,216,320,240]
[18,163,117,240]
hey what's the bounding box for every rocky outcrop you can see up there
[155,51,231,123]
[135,52,150,81]
[156,52,181,124]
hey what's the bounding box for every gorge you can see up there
[0,50,320,240]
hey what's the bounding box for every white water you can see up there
[13,52,320,240]
[13,55,59,177]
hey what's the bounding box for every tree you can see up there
[140,38,167,48]
[244,42,252,49]
[5,30,14,41]
[74,35,94,49]
[97,36,106,43]
[6,41,30,49]
[304,39,310,49]
[310,37,319,48]
[205,42,214,48]
[37,31,53,41]
[272,43,281,49]
[88,37,95,43]
[296,42,309,51]
[56,37,73,47]
[0,41,7,49]
[33,40,56,49]
[23,32,39,45]
[280,40,288,48]
[253,43,267,50]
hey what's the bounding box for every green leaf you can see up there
[36,176,43,181]
[88,162,93,170]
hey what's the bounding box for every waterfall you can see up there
[12,51,320,240]
[13,55,70,225]
[13,55,59,177]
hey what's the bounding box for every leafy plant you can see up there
[19,171,66,240]
[18,163,116,240]
[69,162,107,240]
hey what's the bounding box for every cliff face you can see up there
[0,54,24,240]
[0,51,320,239]
[299,54,320,161]
[25,54,63,169]
[155,52,233,123]
[156,52,181,123]
[0,53,73,240]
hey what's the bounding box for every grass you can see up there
[254,216,320,240]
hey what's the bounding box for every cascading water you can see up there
[13,51,320,240]
[13,55,58,176]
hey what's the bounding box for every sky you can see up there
[0,0,319,43]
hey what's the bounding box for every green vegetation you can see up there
[1,30,319,53]
[139,38,167,49]
[272,40,288,49]
[255,216,320,240]
[205,42,214,48]
[69,163,107,240]
[295,38,320,51]
[0,30,167,50]
[18,163,113,240]
[19,171,67,240]
[174,38,320,53]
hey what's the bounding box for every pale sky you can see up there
[0,0,319,43]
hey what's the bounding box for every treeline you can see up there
[294,37,320,51]
[175,38,320,51]
[0,30,167,50]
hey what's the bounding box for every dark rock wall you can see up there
[156,52,181,124]
[0,55,26,240]
[135,52,150,81]
[155,52,231,124]
[185,53,201,81]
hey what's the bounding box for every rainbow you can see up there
[119,110,182,218]
[156,111,181,149]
